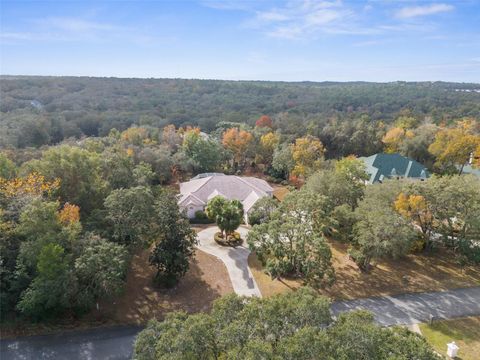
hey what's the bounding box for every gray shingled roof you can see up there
[179,174,273,208]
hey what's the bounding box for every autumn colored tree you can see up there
[255,115,273,128]
[394,192,434,250]
[21,145,107,216]
[258,131,280,167]
[394,116,419,130]
[222,128,253,170]
[382,127,414,153]
[428,120,480,173]
[0,172,60,198]
[290,135,325,178]
[58,203,80,225]
[120,127,149,146]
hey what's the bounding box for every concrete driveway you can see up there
[331,286,480,326]
[196,226,261,297]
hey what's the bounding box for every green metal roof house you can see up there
[360,153,429,184]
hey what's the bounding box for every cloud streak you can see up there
[395,3,454,19]
[245,1,359,39]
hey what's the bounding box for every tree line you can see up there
[2,76,480,152]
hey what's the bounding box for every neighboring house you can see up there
[178,173,273,223]
[360,153,429,184]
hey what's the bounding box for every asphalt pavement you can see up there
[331,286,480,326]
[2,285,479,359]
[0,325,142,360]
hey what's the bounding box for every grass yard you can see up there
[419,317,480,360]
[249,239,480,300]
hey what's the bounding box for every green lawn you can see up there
[419,317,480,360]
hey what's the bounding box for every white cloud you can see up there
[35,17,117,32]
[395,3,454,19]
[246,0,356,40]
[1,16,167,46]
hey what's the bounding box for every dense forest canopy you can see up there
[1,76,479,149]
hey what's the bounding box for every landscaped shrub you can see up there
[194,210,207,219]
[214,231,242,247]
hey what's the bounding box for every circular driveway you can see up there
[196,226,261,297]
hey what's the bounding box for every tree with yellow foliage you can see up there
[120,127,150,146]
[290,136,325,178]
[394,191,434,250]
[0,172,60,198]
[428,120,480,173]
[382,127,414,153]
[258,132,280,167]
[222,128,253,170]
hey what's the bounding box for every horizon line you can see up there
[1,74,479,85]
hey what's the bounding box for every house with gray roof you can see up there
[178,173,273,222]
[360,153,429,184]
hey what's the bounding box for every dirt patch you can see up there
[94,248,234,324]
[249,240,480,300]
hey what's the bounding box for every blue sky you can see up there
[1,0,479,82]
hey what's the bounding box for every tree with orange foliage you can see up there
[428,120,480,173]
[394,191,434,250]
[222,128,253,170]
[255,115,273,128]
[58,203,80,225]
[290,136,325,178]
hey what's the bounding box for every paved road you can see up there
[0,326,142,360]
[2,287,479,359]
[331,287,480,326]
[196,226,261,297]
